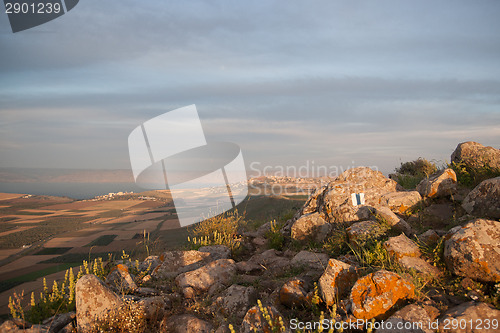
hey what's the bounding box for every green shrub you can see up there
[394,158,438,189]
[449,161,500,188]
[266,220,285,250]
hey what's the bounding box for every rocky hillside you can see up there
[2,141,499,333]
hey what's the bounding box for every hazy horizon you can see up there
[1,1,499,175]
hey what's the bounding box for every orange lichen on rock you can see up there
[350,270,415,320]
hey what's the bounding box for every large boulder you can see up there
[152,250,212,279]
[444,218,500,282]
[198,245,232,260]
[451,141,500,171]
[212,284,257,320]
[417,168,457,198]
[379,191,422,214]
[299,167,400,224]
[319,259,358,306]
[462,177,500,219]
[350,270,415,320]
[165,314,213,333]
[291,212,331,242]
[175,259,236,298]
[438,301,500,333]
[76,274,123,333]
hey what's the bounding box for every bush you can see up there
[449,161,500,188]
[396,158,438,177]
[394,158,438,189]
[265,220,285,250]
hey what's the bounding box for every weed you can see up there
[266,220,285,250]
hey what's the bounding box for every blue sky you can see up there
[1,0,499,175]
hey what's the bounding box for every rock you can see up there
[76,274,123,333]
[370,206,413,235]
[417,168,457,198]
[248,249,291,273]
[165,314,213,333]
[384,234,421,260]
[105,264,137,292]
[212,284,257,320]
[398,256,441,277]
[438,301,500,333]
[138,255,161,272]
[375,304,433,333]
[380,191,422,214]
[290,250,329,271]
[175,259,236,297]
[279,278,309,308]
[298,167,400,224]
[418,229,440,246]
[198,245,232,260]
[236,261,265,274]
[350,270,415,320]
[136,296,167,321]
[241,303,287,333]
[462,177,500,219]
[422,203,456,226]
[444,218,500,282]
[152,250,212,279]
[291,212,331,242]
[319,259,358,306]
[347,220,386,246]
[44,312,75,333]
[451,141,500,171]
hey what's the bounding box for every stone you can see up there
[451,141,500,170]
[291,212,331,242]
[248,249,291,273]
[380,191,422,214]
[279,278,309,308]
[398,256,441,277]
[105,264,137,292]
[350,270,415,320]
[375,304,433,333]
[44,312,75,333]
[136,296,167,321]
[462,177,500,219]
[444,218,500,282]
[438,301,500,333]
[417,168,457,198]
[418,230,440,246]
[298,167,400,224]
[138,255,161,272]
[165,314,213,333]
[241,304,287,333]
[212,284,257,320]
[319,259,358,306]
[290,250,329,271]
[422,203,455,226]
[384,234,421,260]
[370,206,413,235]
[347,220,386,246]
[76,274,123,333]
[175,259,236,297]
[198,245,232,260]
[152,250,212,279]
[236,260,265,274]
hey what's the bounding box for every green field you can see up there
[84,234,117,247]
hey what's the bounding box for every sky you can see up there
[1,0,499,176]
